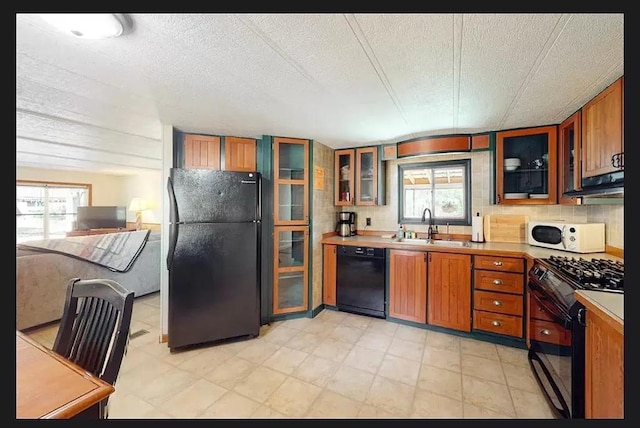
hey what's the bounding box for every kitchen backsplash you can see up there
[312,141,339,310]
[342,150,624,249]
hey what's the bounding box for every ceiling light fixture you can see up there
[39,13,133,39]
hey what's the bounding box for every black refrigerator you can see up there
[167,168,261,350]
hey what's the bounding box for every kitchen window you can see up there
[398,159,471,226]
[16,181,91,243]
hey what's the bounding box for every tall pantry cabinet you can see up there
[271,137,311,316]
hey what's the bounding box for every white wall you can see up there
[121,171,163,224]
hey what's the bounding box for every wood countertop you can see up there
[321,234,623,263]
[16,331,115,419]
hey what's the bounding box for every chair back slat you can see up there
[53,277,135,397]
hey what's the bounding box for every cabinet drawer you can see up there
[529,294,555,322]
[474,270,523,294]
[474,255,524,273]
[530,319,571,346]
[473,310,523,338]
[474,290,523,316]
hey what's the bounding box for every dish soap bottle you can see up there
[397,224,404,239]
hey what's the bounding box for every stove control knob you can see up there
[569,236,576,241]
[569,227,576,233]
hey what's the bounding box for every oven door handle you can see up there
[528,348,571,419]
[528,282,571,328]
[561,225,567,249]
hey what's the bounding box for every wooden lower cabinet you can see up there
[472,255,525,339]
[473,311,523,337]
[323,244,337,306]
[388,249,427,323]
[427,252,472,332]
[273,226,308,315]
[584,304,624,418]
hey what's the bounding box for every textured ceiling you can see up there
[16,13,624,176]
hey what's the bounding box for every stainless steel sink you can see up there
[396,238,428,245]
[427,240,471,247]
[395,238,471,247]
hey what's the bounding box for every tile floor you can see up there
[25,292,555,419]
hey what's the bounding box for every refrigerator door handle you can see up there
[167,223,178,269]
[166,175,179,269]
[167,175,179,223]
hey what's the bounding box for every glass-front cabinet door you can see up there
[558,111,582,205]
[273,226,309,315]
[496,126,557,205]
[273,137,309,225]
[355,147,379,205]
[334,149,355,206]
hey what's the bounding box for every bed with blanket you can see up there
[16,230,161,330]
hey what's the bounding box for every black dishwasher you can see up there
[336,245,386,318]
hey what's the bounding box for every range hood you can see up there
[563,170,624,198]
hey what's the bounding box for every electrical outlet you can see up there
[366,217,371,226]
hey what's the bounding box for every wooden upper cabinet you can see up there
[388,250,427,323]
[581,76,624,179]
[355,147,380,206]
[471,134,490,150]
[334,149,355,206]
[335,146,386,206]
[427,252,472,332]
[398,136,470,157]
[224,136,256,172]
[273,137,309,226]
[558,111,582,205]
[323,244,337,306]
[183,134,221,169]
[495,126,557,205]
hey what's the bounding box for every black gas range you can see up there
[527,255,624,419]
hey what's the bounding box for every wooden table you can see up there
[16,331,115,419]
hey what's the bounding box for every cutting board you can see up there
[483,214,529,243]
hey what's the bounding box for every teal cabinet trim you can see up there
[258,136,273,325]
[307,140,314,318]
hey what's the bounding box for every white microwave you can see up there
[527,221,605,253]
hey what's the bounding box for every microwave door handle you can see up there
[561,225,567,249]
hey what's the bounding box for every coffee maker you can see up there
[336,211,356,237]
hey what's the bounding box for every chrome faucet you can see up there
[421,207,434,240]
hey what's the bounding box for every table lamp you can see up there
[128,197,148,230]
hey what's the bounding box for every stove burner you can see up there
[544,255,624,291]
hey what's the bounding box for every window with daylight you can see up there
[16,181,91,243]
[398,159,471,226]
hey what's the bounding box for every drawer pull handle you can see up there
[493,261,503,266]
[492,300,502,306]
[491,320,501,327]
[492,279,503,285]
[540,329,551,336]
[538,307,546,313]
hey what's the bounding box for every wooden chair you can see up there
[53,278,134,419]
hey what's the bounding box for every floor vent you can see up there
[129,329,149,340]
